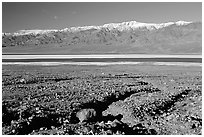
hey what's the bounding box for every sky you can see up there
[2,2,202,33]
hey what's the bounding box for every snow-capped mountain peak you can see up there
[101,20,192,31]
[175,20,192,25]
[3,29,58,36]
[16,29,58,35]
[3,20,193,36]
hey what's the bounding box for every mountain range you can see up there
[2,21,202,54]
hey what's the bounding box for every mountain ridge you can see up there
[3,20,193,36]
[2,20,202,54]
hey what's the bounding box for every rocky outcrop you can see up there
[76,109,97,123]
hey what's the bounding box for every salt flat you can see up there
[2,61,202,67]
[2,54,202,59]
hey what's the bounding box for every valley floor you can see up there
[2,64,202,135]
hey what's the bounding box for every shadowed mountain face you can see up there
[2,21,202,54]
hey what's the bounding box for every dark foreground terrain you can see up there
[2,64,202,135]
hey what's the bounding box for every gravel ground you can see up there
[2,64,202,135]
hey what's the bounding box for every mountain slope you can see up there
[2,21,202,54]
